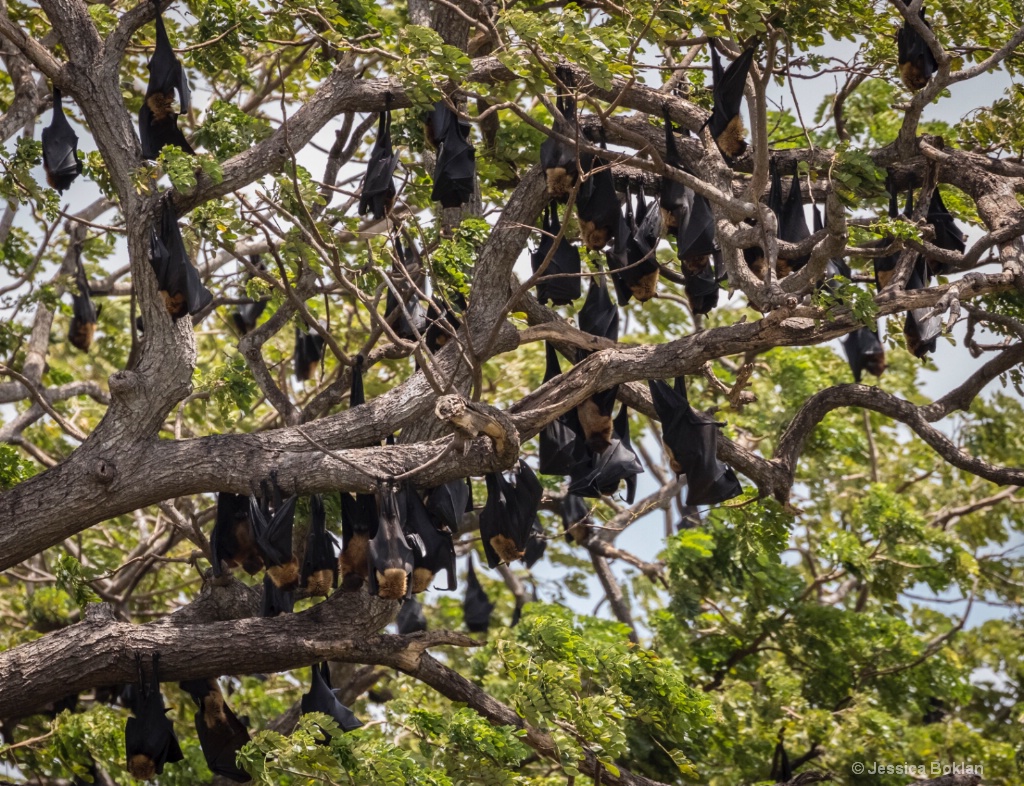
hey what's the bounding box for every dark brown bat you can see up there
[660,108,692,231]
[538,343,584,475]
[842,327,887,383]
[301,662,363,742]
[293,327,326,382]
[401,485,456,593]
[479,460,542,568]
[249,477,299,590]
[300,494,337,597]
[396,597,428,634]
[231,256,270,336]
[428,99,476,208]
[540,66,580,199]
[462,555,495,633]
[575,275,619,451]
[776,166,810,275]
[532,202,582,305]
[260,574,294,616]
[41,88,82,192]
[359,105,398,220]
[576,149,622,250]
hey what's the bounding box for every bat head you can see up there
[267,558,300,590]
[412,566,435,594]
[376,567,409,600]
[128,754,157,780]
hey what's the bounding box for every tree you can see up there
[0,0,1022,783]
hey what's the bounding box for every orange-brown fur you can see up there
[340,534,369,589]
[45,171,59,190]
[579,219,611,251]
[715,114,747,159]
[546,167,575,199]
[578,398,613,452]
[146,92,175,121]
[566,522,590,545]
[681,255,710,276]
[630,268,660,302]
[267,559,299,591]
[412,566,435,594]
[490,533,524,565]
[660,207,679,232]
[232,519,264,575]
[876,269,895,290]
[128,754,156,780]
[864,352,887,378]
[69,318,95,352]
[305,568,334,597]
[777,258,793,277]
[376,567,408,600]
[899,62,928,91]
[202,686,228,729]
[161,290,186,318]
[666,445,682,476]
[746,253,767,279]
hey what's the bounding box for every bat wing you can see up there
[396,597,428,634]
[301,663,363,739]
[156,209,210,319]
[561,493,589,532]
[251,493,296,566]
[683,257,720,316]
[368,487,415,599]
[150,15,190,111]
[567,437,643,499]
[41,91,82,192]
[523,519,547,567]
[676,192,717,260]
[533,206,582,305]
[511,461,543,539]
[260,574,294,616]
[479,472,513,568]
[301,494,337,591]
[430,105,476,208]
[404,485,456,591]
[195,703,250,781]
[543,342,562,382]
[424,479,470,533]
[539,416,584,476]
[710,45,756,133]
[359,111,398,219]
[578,275,619,341]
[661,111,692,218]
[576,164,621,247]
[779,173,811,271]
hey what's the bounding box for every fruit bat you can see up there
[523,519,547,568]
[708,42,756,160]
[576,139,621,250]
[124,653,184,780]
[294,327,326,382]
[873,178,903,291]
[139,13,194,159]
[769,737,793,783]
[249,478,299,590]
[368,485,416,600]
[660,108,692,231]
[777,167,811,275]
[926,189,966,275]
[682,251,721,316]
[610,186,662,303]
[359,107,398,220]
[463,556,495,633]
[897,6,938,91]
[150,208,213,320]
[428,99,476,208]
[211,491,263,576]
[339,491,378,590]
[385,235,428,341]
[479,460,543,568]
[578,273,618,342]
[676,189,717,263]
[575,278,619,451]
[541,66,580,199]
[301,662,363,743]
[532,202,582,305]
[425,293,463,353]
[813,205,853,297]
[396,598,428,634]
[424,477,472,533]
[68,248,98,352]
[41,88,82,192]
[231,256,270,336]
[260,574,294,616]
[301,494,337,596]
[605,211,632,305]
[539,343,584,475]
[842,327,886,383]
[179,678,251,782]
[568,404,642,502]
[904,258,941,357]
[561,493,591,544]
[648,377,742,506]
[402,485,456,593]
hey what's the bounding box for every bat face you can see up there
[301,495,338,597]
[462,557,495,633]
[396,597,428,634]
[41,89,82,193]
[125,654,184,779]
[301,662,363,743]
[429,100,476,208]
[401,485,456,593]
[576,390,617,452]
[211,492,264,576]
[897,9,937,91]
[676,192,717,261]
[708,44,756,160]
[368,486,415,600]
[260,573,294,616]
[532,203,583,305]
[150,209,213,320]
[359,109,399,220]
[340,492,378,589]
[249,481,299,590]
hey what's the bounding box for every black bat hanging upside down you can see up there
[179,678,251,782]
[125,653,184,780]
[139,11,194,158]
[41,88,83,192]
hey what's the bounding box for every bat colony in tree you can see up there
[9,0,992,781]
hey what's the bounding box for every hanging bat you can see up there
[567,404,642,502]
[293,327,325,382]
[150,207,213,320]
[897,6,938,91]
[339,491,378,590]
[708,42,757,160]
[425,293,463,353]
[842,327,887,383]
[139,12,194,159]
[770,736,793,783]
[68,247,98,352]
[676,189,717,266]
[359,107,398,220]
[396,598,428,634]
[211,491,263,576]
[683,252,721,316]
[368,485,416,600]
[301,662,363,743]
[179,678,251,783]
[661,109,693,231]
[648,377,742,506]
[479,460,542,568]
[401,485,456,593]
[561,493,591,544]
[574,274,619,447]
[41,88,82,192]
[813,205,853,297]
[125,653,184,780]
[428,99,476,208]
[926,189,966,275]
[873,177,903,291]
[385,234,427,341]
[231,256,270,336]
[904,259,941,357]
[614,185,662,303]
[249,477,299,590]
[523,519,547,568]
[776,168,811,275]
[424,477,473,534]
[576,150,622,250]
[462,555,495,633]
[260,574,294,616]
[540,66,580,199]
[532,202,582,305]
[300,494,337,597]
[539,343,584,475]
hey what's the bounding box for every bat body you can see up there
[260,574,294,616]
[231,256,270,335]
[708,43,756,160]
[68,249,98,352]
[424,478,472,533]
[429,100,476,208]
[139,14,193,158]
[425,294,463,353]
[540,66,580,199]
[776,167,810,275]
[368,485,416,600]
[660,110,692,231]
[125,654,184,780]
[539,344,584,475]
[359,109,398,219]
[531,203,582,305]
[576,156,621,250]
[249,479,299,590]
[649,377,742,506]
[300,495,337,596]
[770,738,793,783]
[904,259,941,357]
[463,556,495,633]
[926,189,965,275]
[479,460,543,568]
[401,485,456,593]
[610,187,662,303]
[568,405,642,502]
[576,276,619,451]
[842,327,886,382]
[340,491,378,589]
[872,179,904,291]
[682,252,721,316]
[813,205,853,298]
[676,190,717,262]
[561,493,591,544]
[294,327,326,382]
[180,678,251,782]
[396,598,428,634]
[211,491,263,576]
[897,7,938,91]
[150,208,213,320]
[41,89,82,192]
[301,662,363,742]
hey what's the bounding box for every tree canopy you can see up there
[0,0,1023,784]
